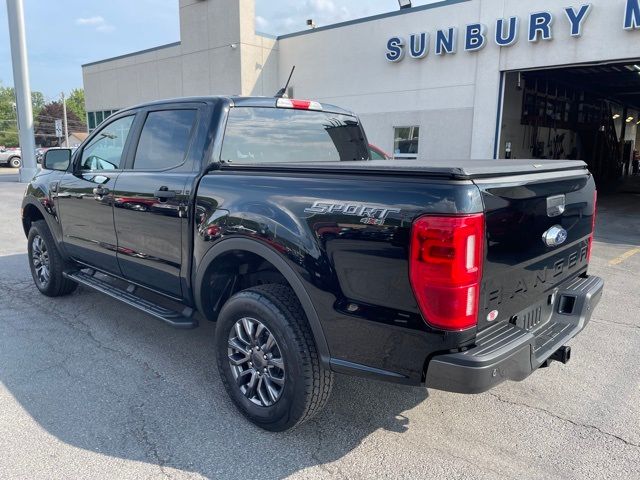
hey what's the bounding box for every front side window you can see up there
[394,126,420,159]
[80,115,134,171]
[221,107,369,164]
[133,110,197,170]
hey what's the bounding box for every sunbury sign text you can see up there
[386,0,640,62]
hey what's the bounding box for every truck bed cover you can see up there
[219,159,589,181]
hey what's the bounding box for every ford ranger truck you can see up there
[22,96,603,431]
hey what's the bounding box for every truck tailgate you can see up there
[475,170,597,332]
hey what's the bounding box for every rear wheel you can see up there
[9,156,21,168]
[28,220,77,297]
[215,284,333,431]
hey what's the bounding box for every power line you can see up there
[0,130,75,139]
[35,120,87,127]
[0,116,87,127]
[36,114,86,121]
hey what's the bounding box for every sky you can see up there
[0,0,437,100]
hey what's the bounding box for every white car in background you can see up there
[0,147,21,168]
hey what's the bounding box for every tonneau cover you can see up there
[220,159,588,180]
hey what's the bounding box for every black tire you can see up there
[9,156,21,168]
[215,284,334,431]
[27,220,77,297]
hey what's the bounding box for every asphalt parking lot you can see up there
[0,167,20,183]
[0,181,638,479]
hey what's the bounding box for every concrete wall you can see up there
[83,0,278,112]
[84,44,183,111]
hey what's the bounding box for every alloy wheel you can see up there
[227,317,286,407]
[31,235,50,287]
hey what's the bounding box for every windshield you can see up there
[221,107,369,164]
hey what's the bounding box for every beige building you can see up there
[83,0,640,185]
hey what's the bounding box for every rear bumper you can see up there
[425,275,604,394]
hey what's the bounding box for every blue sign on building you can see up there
[387,1,640,62]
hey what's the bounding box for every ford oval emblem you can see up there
[542,225,568,247]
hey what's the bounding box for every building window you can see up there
[87,109,120,132]
[394,126,420,159]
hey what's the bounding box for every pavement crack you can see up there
[488,392,640,449]
[1,281,169,385]
[591,318,640,331]
[134,402,173,479]
[309,419,348,479]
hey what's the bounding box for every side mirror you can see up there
[44,149,72,171]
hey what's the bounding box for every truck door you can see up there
[56,114,137,275]
[112,106,200,298]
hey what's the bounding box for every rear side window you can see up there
[133,109,197,170]
[221,107,369,164]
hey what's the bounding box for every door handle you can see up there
[93,186,110,197]
[155,187,177,200]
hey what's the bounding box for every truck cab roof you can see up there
[118,96,355,117]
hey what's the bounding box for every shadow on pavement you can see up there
[594,193,640,247]
[0,253,428,478]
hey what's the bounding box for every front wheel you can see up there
[9,156,21,168]
[28,220,77,297]
[215,284,334,431]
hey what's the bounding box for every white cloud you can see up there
[255,15,269,31]
[75,16,105,26]
[75,15,115,33]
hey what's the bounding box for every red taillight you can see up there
[276,98,323,111]
[587,190,598,262]
[409,214,485,331]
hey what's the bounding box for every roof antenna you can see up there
[275,66,296,98]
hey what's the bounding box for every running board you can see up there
[63,271,198,329]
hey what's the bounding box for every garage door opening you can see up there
[497,61,640,190]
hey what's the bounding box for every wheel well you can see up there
[199,249,289,322]
[22,204,44,237]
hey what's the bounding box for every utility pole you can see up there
[61,91,69,147]
[7,0,36,182]
[6,0,37,181]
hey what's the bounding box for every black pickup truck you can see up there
[22,96,603,431]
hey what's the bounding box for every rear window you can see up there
[133,109,197,170]
[220,107,369,164]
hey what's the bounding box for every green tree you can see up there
[0,84,19,147]
[0,82,47,147]
[66,88,86,124]
[31,91,45,118]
